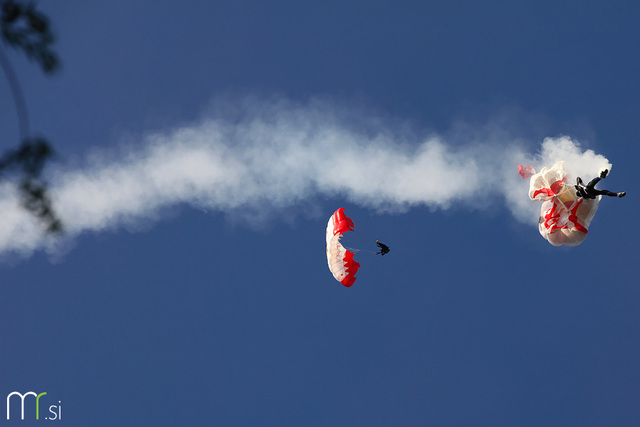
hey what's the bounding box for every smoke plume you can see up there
[0,98,611,257]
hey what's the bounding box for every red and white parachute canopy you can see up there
[326,208,360,287]
[518,162,600,246]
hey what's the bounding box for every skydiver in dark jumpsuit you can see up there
[575,169,626,199]
[376,240,390,256]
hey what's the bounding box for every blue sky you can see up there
[1,1,639,426]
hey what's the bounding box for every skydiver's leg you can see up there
[585,176,601,191]
[587,171,624,197]
[593,189,626,197]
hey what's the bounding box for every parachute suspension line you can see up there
[340,222,383,254]
[0,44,30,142]
[344,246,377,254]
[353,225,389,255]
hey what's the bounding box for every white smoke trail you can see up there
[0,97,612,257]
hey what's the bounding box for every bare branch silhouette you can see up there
[1,0,62,233]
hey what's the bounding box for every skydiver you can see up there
[574,169,626,199]
[376,240,390,256]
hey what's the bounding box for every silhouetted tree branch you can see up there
[1,0,58,73]
[1,0,62,233]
